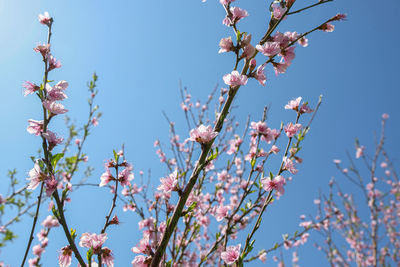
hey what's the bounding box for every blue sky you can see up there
[0,0,399,266]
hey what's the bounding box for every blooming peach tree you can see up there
[0,1,349,266]
[299,114,400,267]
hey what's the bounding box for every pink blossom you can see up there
[221,244,241,265]
[230,7,248,22]
[319,23,335,32]
[32,244,44,256]
[261,175,285,194]
[42,130,63,149]
[300,103,313,114]
[254,64,267,86]
[283,157,298,174]
[27,119,44,136]
[131,235,151,254]
[34,43,50,57]
[382,113,389,119]
[101,247,114,267]
[23,81,40,96]
[131,255,147,267]
[41,215,59,228]
[118,167,134,186]
[242,44,255,59]
[284,122,302,138]
[271,2,287,19]
[355,146,365,159]
[270,145,280,154]
[223,70,248,87]
[332,13,347,21]
[220,0,235,5]
[48,54,62,71]
[38,11,51,25]
[28,257,39,267]
[189,124,218,144]
[215,205,229,221]
[158,170,178,193]
[46,80,68,101]
[259,251,267,263]
[272,62,288,75]
[219,37,233,53]
[285,97,302,111]
[280,46,296,64]
[45,178,58,196]
[256,42,280,57]
[79,232,107,252]
[58,246,72,267]
[333,159,341,164]
[299,221,312,228]
[43,100,68,114]
[100,168,114,187]
[92,117,99,126]
[27,162,45,190]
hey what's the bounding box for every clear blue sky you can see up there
[0,0,399,266]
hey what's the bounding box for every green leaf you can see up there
[113,150,119,162]
[51,153,64,169]
[86,247,93,262]
[251,158,256,168]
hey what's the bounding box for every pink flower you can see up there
[58,246,72,267]
[131,255,147,267]
[42,130,63,150]
[46,81,68,101]
[34,43,50,58]
[271,2,287,19]
[43,100,68,114]
[79,233,107,252]
[256,42,280,57]
[284,122,302,138]
[23,81,40,96]
[99,168,114,187]
[38,11,51,25]
[272,62,289,75]
[242,44,255,59]
[259,251,267,263]
[158,170,178,193]
[254,64,267,86]
[101,247,114,267]
[280,46,296,64]
[27,162,45,190]
[48,54,62,71]
[356,146,365,159]
[220,0,235,5]
[215,205,229,221]
[221,244,241,265]
[283,157,298,174]
[219,37,233,53]
[41,215,60,228]
[382,113,389,119]
[45,178,58,196]
[285,97,302,111]
[118,167,134,186]
[92,117,99,126]
[331,13,347,21]
[300,103,313,114]
[223,70,248,87]
[28,257,39,267]
[230,7,248,22]
[27,119,44,136]
[319,23,335,32]
[189,124,218,144]
[261,175,285,194]
[32,244,44,256]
